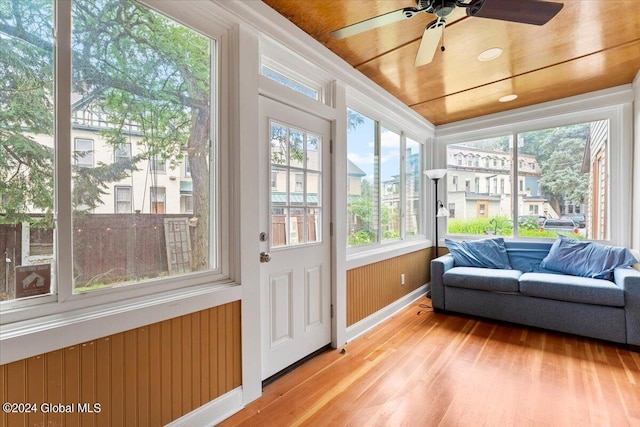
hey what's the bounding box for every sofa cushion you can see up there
[519,272,625,307]
[444,267,522,292]
[444,237,512,269]
[539,235,638,281]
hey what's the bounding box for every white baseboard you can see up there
[346,285,428,343]
[166,387,244,427]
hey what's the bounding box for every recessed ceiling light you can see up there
[499,94,518,102]
[477,47,503,61]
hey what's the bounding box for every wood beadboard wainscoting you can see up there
[0,301,241,427]
[347,249,431,326]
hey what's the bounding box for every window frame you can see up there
[74,138,94,168]
[437,94,633,246]
[345,105,427,254]
[114,185,133,213]
[114,143,132,164]
[1,0,231,323]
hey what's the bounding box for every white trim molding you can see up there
[632,70,640,252]
[166,387,243,427]
[1,284,241,365]
[346,285,427,343]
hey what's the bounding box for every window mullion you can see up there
[399,132,406,240]
[375,121,381,243]
[512,131,519,238]
[55,0,73,302]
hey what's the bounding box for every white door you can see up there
[259,96,332,380]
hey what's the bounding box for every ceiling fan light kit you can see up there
[331,0,564,66]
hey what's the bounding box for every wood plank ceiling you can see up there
[262,0,640,125]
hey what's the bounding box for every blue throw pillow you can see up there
[444,237,512,269]
[540,235,639,281]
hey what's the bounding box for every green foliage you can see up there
[1,0,215,269]
[347,109,364,131]
[347,230,375,246]
[448,217,586,240]
[447,217,513,236]
[0,0,55,224]
[73,155,143,213]
[519,217,541,231]
[520,124,590,212]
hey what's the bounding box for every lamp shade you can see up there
[423,168,448,180]
[436,204,450,217]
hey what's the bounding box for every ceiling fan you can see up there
[330,0,564,67]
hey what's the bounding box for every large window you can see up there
[446,120,609,240]
[347,108,424,248]
[1,0,220,306]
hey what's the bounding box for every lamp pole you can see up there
[424,168,448,258]
[433,177,440,258]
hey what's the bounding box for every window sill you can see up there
[346,238,431,270]
[0,282,240,365]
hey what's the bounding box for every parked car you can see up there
[540,218,579,234]
[561,214,586,228]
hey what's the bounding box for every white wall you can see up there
[633,71,640,252]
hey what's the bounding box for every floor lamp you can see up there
[424,169,450,298]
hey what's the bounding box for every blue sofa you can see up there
[430,240,640,347]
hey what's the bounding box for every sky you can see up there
[347,112,401,183]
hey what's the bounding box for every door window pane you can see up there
[307,134,321,171]
[70,0,213,292]
[270,121,322,248]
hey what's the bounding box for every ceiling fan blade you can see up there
[331,7,418,39]
[414,20,444,67]
[468,0,563,26]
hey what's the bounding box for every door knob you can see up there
[260,252,271,263]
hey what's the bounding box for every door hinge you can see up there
[330,139,333,154]
[330,222,333,236]
[330,304,334,318]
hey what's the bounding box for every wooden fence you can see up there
[1,214,192,298]
[74,214,195,286]
[271,214,317,246]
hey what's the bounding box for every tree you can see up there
[1,0,212,269]
[520,124,589,214]
[0,0,55,226]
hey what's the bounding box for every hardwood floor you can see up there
[219,299,640,426]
